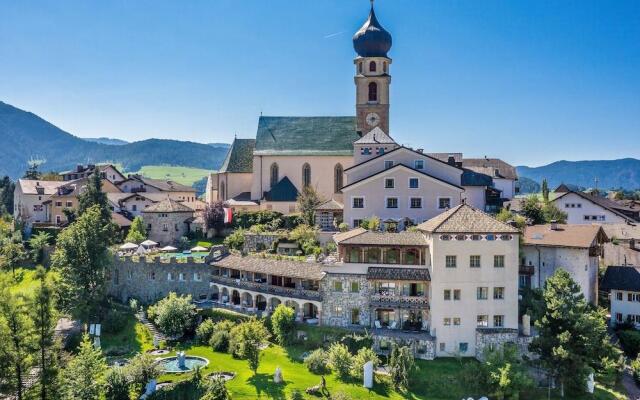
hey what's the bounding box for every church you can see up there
[206,3,518,228]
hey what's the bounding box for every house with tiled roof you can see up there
[601,266,640,328]
[142,198,195,245]
[551,189,639,225]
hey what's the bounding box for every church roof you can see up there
[264,177,299,202]
[354,127,396,145]
[219,138,255,173]
[254,116,359,156]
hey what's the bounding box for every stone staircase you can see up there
[136,312,168,343]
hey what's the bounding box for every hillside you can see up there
[0,101,230,178]
[517,158,640,190]
[82,137,129,145]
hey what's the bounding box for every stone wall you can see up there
[143,211,193,246]
[320,273,370,327]
[372,335,436,360]
[108,256,213,304]
[475,328,534,361]
[243,233,281,253]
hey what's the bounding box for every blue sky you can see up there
[1,0,638,166]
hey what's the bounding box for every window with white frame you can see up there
[477,315,489,327]
[179,273,185,281]
[453,317,461,326]
[193,272,202,282]
[352,197,364,208]
[410,197,422,209]
[409,178,419,189]
[616,292,623,301]
[438,197,451,209]
[445,255,457,268]
[353,219,362,228]
[477,287,488,300]
[384,160,394,169]
[443,318,451,326]
[414,160,424,170]
[384,178,395,189]
[494,255,505,268]
[470,255,481,268]
[386,197,398,208]
[493,315,504,327]
[444,289,451,300]
[493,287,505,300]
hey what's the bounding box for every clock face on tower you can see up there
[365,112,380,127]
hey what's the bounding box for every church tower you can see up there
[353,1,392,136]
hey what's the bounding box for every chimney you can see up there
[550,220,558,230]
[447,156,456,166]
[507,219,518,228]
[416,148,424,153]
[76,164,83,172]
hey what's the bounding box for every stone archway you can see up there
[210,285,220,300]
[241,292,254,308]
[270,297,282,311]
[221,287,229,303]
[285,300,300,317]
[302,302,319,320]
[256,295,267,311]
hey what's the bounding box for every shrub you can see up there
[104,367,130,400]
[210,330,231,353]
[271,304,296,345]
[125,353,162,393]
[632,355,640,383]
[223,229,245,250]
[102,309,129,334]
[327,342,353,380]
[201,374,230,400]
[199,308,249,323]
[288,389,306,400]
[338,222,349,232]
[196,319,217,344]
[147,292,196,337]
[617,329,640,357]
[340,332,373,354]
[304,348,330,375]
[389,343,416,391]
[352,347,380,379]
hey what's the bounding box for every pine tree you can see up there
[542,178,550,203]
[389,343,415,391]
[31,266,60,400]
[61,334,106,400]
[77,170,111,223]
[296,186,323,226]
[125,216,146,244]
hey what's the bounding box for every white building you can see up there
[13,179,62,224]
[601,266,640,328]
[521,223,607,304]
[552,190,637,225]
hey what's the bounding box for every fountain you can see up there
[157,352,209,373]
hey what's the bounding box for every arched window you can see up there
[358,62,363,74]
[302,163,311,187]
[220,181,226,201]
[369,61,377,72]
[368,82,378,102]
[383,62,387,73]
[334,164,343,193]
[270,163,279,187]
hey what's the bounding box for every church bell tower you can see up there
[353,1,392,136]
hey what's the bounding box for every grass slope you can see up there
[130,165,213,187]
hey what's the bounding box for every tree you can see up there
[0,241,27,277]
[530,269,614,397]
[389,343,416,391]
[61,334,107,400]
[0,290,35,400]
[29,231,52,264]
[297,185,323,226]
[271,303,296,345]
[104,367,130,400]
[0,176,15,215]
[541,179,550,203]
[31,266,60,400]
[147,292,196,337]
[288,224,318,247]
[521,195,545,224]
[201,374,231,400]
[51,205,112,322]
[125,216,146,244]
[23,160,42,180]
[304,348,330,375]
[125,353,162,394]
[327,342,353,380]
[495,208,526,231]
[204,201,226,234]
[481,345,533,400]
[77,170,111,222]
[229,318,270,374]
[542,202,568,224]
[352,347,380,379]
[223,228,245,250]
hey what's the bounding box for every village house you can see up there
[551,187,639,225]
[60,163,126,184]
[142,198,195,245]
[601,266,640,328]
[521,223,607,304]
[601,223,640,267]
[117,175,197,203]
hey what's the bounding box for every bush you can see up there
[196,319,217,344]
[340,332,373,354]
[104,367,130,400]
[352,347,380,379]
[327,342,353,380]
[125,353,162,393]
[147,292,197,337]
[223,229,245,250]
[617,329,640,357]
[288,389,306,400]
[632,355,640,383]
[271,304,296,345]
[210,330,231,353]
[101,309,129,334]
[338,222,349,232]
[304,348,330,375]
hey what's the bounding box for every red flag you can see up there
[223,208,233,224]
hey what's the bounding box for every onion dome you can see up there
[353,3,392,58]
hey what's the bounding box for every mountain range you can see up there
[0,101,229,179]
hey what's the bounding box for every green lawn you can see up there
[101,310,154,358]
[1,266,59,297]
[129,165,213,186]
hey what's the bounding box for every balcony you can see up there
[370,294,429,308]
[519,265,535,275]
[212,276,321,301]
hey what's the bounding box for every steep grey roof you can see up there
[264,177,299,202]
[219,138,256,173]
[142,198,193,213]
[601,266,640,292]
[461,168,493,187]
[254,116,359,156]
[341,163,464,192]
[211,254,325,280]
[354,127,396,145]
[418,204,519,234]
[17,179,63,195]
[462,158,518,180]
[334,230,428,246]
[315,199,344,211]
[368,267,430,281]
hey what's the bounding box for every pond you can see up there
[157,355,209,373]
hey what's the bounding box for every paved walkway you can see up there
[622,367,640,400]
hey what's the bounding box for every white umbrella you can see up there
[161,245,178,252]
[191,246,209,252]
[140,240,158,247]
[119,242,138,250]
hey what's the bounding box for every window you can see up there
[494,255,505,268]
[358,62,363,74]
[414,160,424,169]
[616,292,623,301]
[368,82,378,102]
[350,281,360,293]
[470,255,481,268]
[352,197,364,209]
[477,287,488,300]
[369,61,377,72]
[333,281,343,292]
[409,178,419,189]
[353,219,362,228]
[270,163,279,187]
[132,204,137,212]
[334,305,343,316]
[351,308,360,324]
[477,315,489,327]
[220,181,226,200]
[162,223,168,232]
[55,201,62,207]
[444,289,451,300]
[439,342,446,352]
[302,163,311,187]
[493,287,505,300]
[193,272,202,282]
[444,318,451,326]
[179,273,185,281]
[453,289,461,300]
[167,273,174,281]
[438,198,451,209]
[453,318,461,326]
[494,315,504,327]
[445,255,457,268]
[459,343,468,353]
[383,61,388,73]
[386,197,398,208]
[410,198,422,209]
[384,178,395,188]
[65,201,73,207]
[55,215,61,224]
[334,164,343,193]
[384,160,394,169]
[361,147,371,155]
[616,313,623,322]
